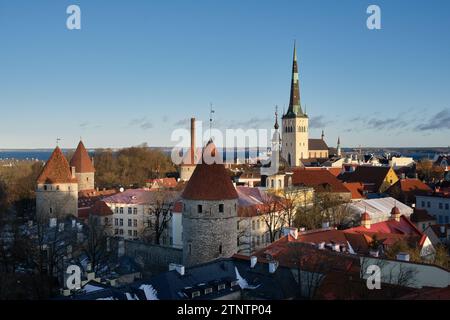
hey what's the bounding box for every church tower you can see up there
[36,146,79,219]
[70,140,95,191]
[282,42,309,167]
[181,140,238,267]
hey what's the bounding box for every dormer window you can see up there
[191,291,200,298]
[218,284,226,291]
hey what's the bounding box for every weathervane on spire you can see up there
[56,137,61,146]
[209,103,215,139]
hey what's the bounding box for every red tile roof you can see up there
[343,182,365,199]
[182,141,238,201]
[37,146,78,184]
[292,169,351,194]
[339,166,394,191]
[302,166,342,177]
[70,141,95,173]
[145,177,178,189]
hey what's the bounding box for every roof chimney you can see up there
[361,212,371,229]
[190,118,196,165]
[250,256,257,268]
[396,252,410,261]
[268,260,279,274]
[169,263,185,276]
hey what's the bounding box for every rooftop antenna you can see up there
[209,103,215,140]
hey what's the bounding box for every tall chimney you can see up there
[190,118,196,165]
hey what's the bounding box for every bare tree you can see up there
[76,214,113,273]
[260,192,285,243]
[143,190,176,245]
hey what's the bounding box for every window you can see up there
[446,204,449,210]
[133,207,138,214]
[421,201,425,207]
[278,179,282,188]
[134,230,138,237]
[427,202,431,208]
[439,203,443,209]
[445,216,449,224]
[104,217,108,224]
[197,205,202,213]
[115,218,118,226]
[115,207,118,214]
[256,220,260,230]
[188,244,192,254]
[128,219,132,227]
[44,185,47,191]
[422,223,426,230]
[192,291,201,298]
[49,207,53,214]
[119,219,123,226]
[256,236,260,246]
[128,230,132,236]
[120,207,124,214]
[237,221,240,231]
[119,229,124,235]
[252,220,255,230]
[56,185,60,191]
[439,216,443,224]
[271,180,274,188]
[205,288,213,295]
[133,219,137,227]
[128,207,132,214]
[218,284,226,291]
[114,229,118,235]
[219,244,222,254]
[219,204,224,213]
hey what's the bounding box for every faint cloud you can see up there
[416,108,450,131]
[79,122,102,129]
[309,115,330,129]
[174,119,189,127]
[129,117,153,130]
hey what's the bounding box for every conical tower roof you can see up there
[37,146,77,184]
[70,141,95,173]
[182,140,238,201]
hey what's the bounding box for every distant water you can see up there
[0,150,54,161]
[0,148,444,162]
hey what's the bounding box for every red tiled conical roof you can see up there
[391,206,401,216]
[182,141,238,201]
[37,147,78,184]
[70,141,95,173]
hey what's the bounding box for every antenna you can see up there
[209,103,215,140]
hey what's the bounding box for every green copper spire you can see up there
[284,41,305,119]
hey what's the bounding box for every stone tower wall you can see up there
[182,198,238,267]
[36,183,78,219]
[75,172,95,191]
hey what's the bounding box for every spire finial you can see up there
[274,105,279,130]
[56,137,61,147]
[321,130,325,140]
[293,40,297,62]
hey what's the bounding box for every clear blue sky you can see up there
[1,0,449,149]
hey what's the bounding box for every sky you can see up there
[0,0,449,149]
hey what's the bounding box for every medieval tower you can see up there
[70,140,95,191]
[36,146,79,219]
[282,43,309,167]
[181,140,238,267]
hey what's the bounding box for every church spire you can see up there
[285,41,304,118]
